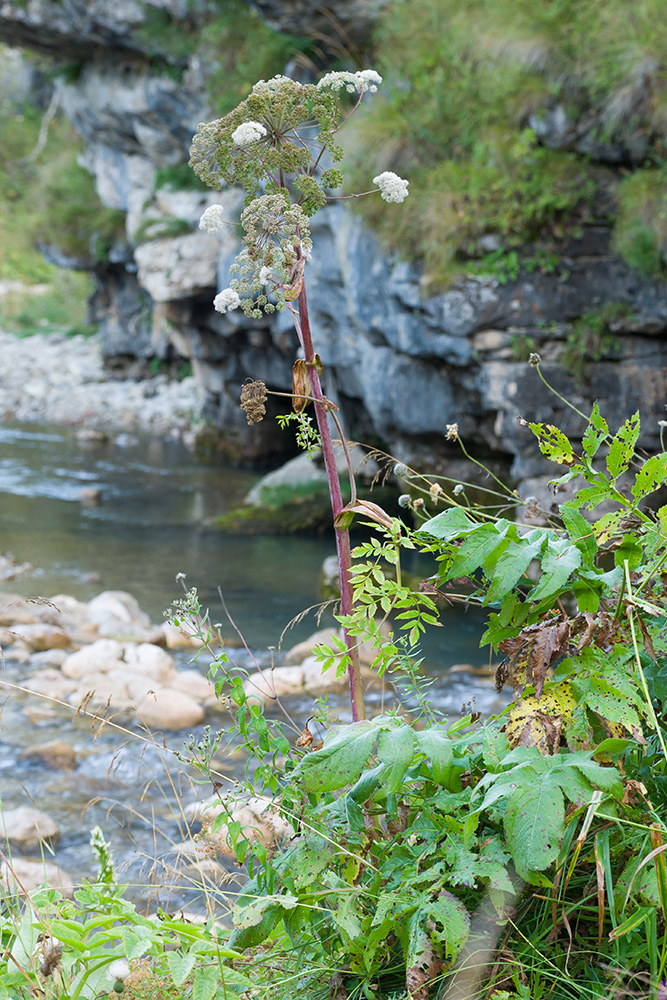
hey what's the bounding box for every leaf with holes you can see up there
[607,412,640,480]
[582,402,609,459]
[632,453,667,502]
[529,423,578,466]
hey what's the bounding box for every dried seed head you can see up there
[528,352,542,366]
[445,423,459,442]
[240,379,268,424]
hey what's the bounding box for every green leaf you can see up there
[529,537,581,601]
[329,891,365,942]
[607,412,640,480]
[504,781,564,878]
[292,722,379,792]
[415,727,455,784]
[572,579,600,613]
[166,952,196,988]
[416,506,480,541]
[484,531,546,604]
[632,453,667,502]
[192,966,218,1000]
[376,724,416,795]
[121,926,151,960]
[482,725,509,772]
[234,893,299,930]
[446,522,512,579]
[560,503,597,566]
[582,402,609,459]
[424,890,471,958]
[529,423,577,466]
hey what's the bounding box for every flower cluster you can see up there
[231,121,267,146]
[373,171,410,204]
[190,76,339,196]
[317,69,382,94]
[213,288,241,314]
[222,194,312,318]
[198,204,225,233]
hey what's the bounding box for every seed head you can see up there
[240,379,268,424]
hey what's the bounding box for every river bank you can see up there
[0,327,200,441]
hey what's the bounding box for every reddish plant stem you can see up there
[295,281,366,722]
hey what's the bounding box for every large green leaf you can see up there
[484,531,546,603]
[416,506,481,541]
[376,724,416,795]
[560,502,597,566]
[415,727,455,784]
[607,412,640,480]
[293,722,379,792]
[166,952,195,988]
[529,536,582,601]
[504,781,564,879]
[446,521,512,579]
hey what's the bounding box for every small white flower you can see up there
[317,69,382,94]
[259,266,273,285]
[231,121,267,146]
[213,288,241,313]
[108,959,131,982]
[199,204,225,233]
[453,484,465,496]
[372,171,409,204]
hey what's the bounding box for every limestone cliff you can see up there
[1,0,666,495]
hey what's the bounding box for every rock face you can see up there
[2,2,667,489]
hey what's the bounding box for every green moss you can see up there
[214,481,339,534]
[612,167,667,277]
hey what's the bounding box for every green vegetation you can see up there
[0,85,125,335]
[164,378,667,999]
[345,0,667,286]
[0,273,96,338]
[562,303,627,379]
[134,0,311,117]
[613,167,667,277]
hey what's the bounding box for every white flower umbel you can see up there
[317,69,382,94]
[231,121,268,146]
[372,171,409,204]
[199,204,225,232]
[108,959,131,982]
[214,288,241,313]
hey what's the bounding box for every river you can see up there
[0,420,499,910]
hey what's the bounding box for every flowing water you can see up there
[0,421,500,908]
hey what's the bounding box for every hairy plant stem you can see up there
[295,280,365,721]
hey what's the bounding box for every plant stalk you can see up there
[295,280,365,721]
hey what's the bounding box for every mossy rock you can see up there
[214,484,401,535]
